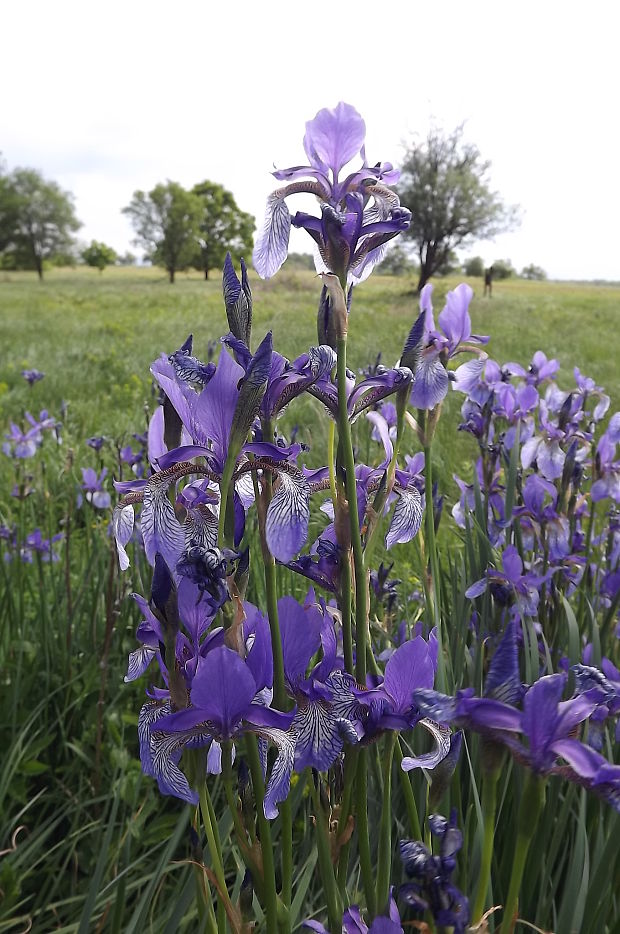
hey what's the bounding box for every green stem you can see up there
[217,457,236,548]
[336,746,358,893]
[471,767,499,923]
[198,783,232,932]
[355,748,376,917]
[499,773,545,934]
[336,334,368,683]
[424,442,445,691]
[395,739,422,840]
[376,733,396,914]
[246,734,279,933]
[310,779,343,934]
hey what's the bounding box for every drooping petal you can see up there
[538,440,566,481]
[124,646,157,682]
[253,193,292,279]
[550,738,607,778]
[265,464,310,562]
[141,471,185,570]
[242,718,295,819]
[191,647,257,736]
[291,701,360,772]
[138,700,200,805]
[112,503,135,570]
[401,719,452,771]
[385,483,423,549]
[410,354,449,410]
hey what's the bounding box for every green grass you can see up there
[1,265,618,494]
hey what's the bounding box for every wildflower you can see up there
[79,467,111,509]
[305,891,403,932]
[253,101,410,284]
[86,436,106,452]
[22,368,45,385]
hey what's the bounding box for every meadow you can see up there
[1,266,619,933]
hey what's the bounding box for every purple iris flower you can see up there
[526,350,560,386]
[286,532,342,594]
[305,891,403,933]
[513,473,571,560]
[278,591,361,771]
[465,545,550,615]
[356,633,451,771]
[253,101,410,284]
[409,283,489,410]
[452,459,506,548]
[307,362,412,424]
[399,810,470,934]
[22,368,44,385]
[167,334,216,387]
[86,436,106,452]
[21,528,63,563]
[115,336,311,568]
[572,660,620,748]
[79,467,111,509]
[592,422,620,503]
[3,411,56,458]
[146,645,295,817]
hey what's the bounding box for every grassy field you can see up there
[1,265,619,495]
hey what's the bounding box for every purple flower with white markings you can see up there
[3,411,57,458]
[253,102,410,284]
[409,283,489,410]
[305,891,403,933]
[79,467,111,509]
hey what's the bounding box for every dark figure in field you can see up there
[484,266,494,297]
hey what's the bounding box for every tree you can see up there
[492,258,516,280]
[463,256,485,277]
[190,181,254,280]
[398,124,519,292]
[0,168,81,280]
[122,181,202,283]
[521,263,547,280]
[117,251,136,266]
[82,240,117,272]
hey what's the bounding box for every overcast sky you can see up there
[2,0,619,280]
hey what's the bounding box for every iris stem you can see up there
[423,441,446,692]
[395,739,422,840]
[376,733,396,914]
[336,334,368,684]
[471,767,499,923]
[258,417,293,919]
[336,746,358,894]
[499,772,545,934]
[355,748,376,918]
[198,782,232,933]
[246,734,280,933]
[310,778,343,934]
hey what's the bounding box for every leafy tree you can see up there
[122,181,202,283]
[190,181,254,280]
[82,240,117,272]
[521,263,547,280]
[492,258,516,280]
[117,251,136,266]
[0,168,81,280]
[463,256,485,277]
[375,243,418,277]
[398,124,519,292]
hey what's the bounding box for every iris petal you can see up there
[265,465,310,562]
[253,193,292,279]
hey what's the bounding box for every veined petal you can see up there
[253,192,292,279]
[385,483,423,549]
[113,503,135,570]
[124,646,157,682]
[303,102,366,179]
[141,471,185,570]
[291,700,359,771]
[265,464,310,562]
[244,724,295,819]
[401,718,451,771]
[410,354,449,410]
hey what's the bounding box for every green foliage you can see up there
[463,255,485,277]
[374,243,418,276]
[117,250,136,266]
[0,166,81,279]
[190,180,254,279]
[492,257,517,279]
[122,181,203,283]
[398,124,519,291]
[521,262,547,280]
[284,251,315,271]
[81,240,118,271]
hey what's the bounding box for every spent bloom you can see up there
[253,102,410,284]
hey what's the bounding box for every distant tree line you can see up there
[0,156,254,283]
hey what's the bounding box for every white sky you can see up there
[2,0,619,280]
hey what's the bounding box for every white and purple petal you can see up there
[265,465,310,562]
[253,192,292,279]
